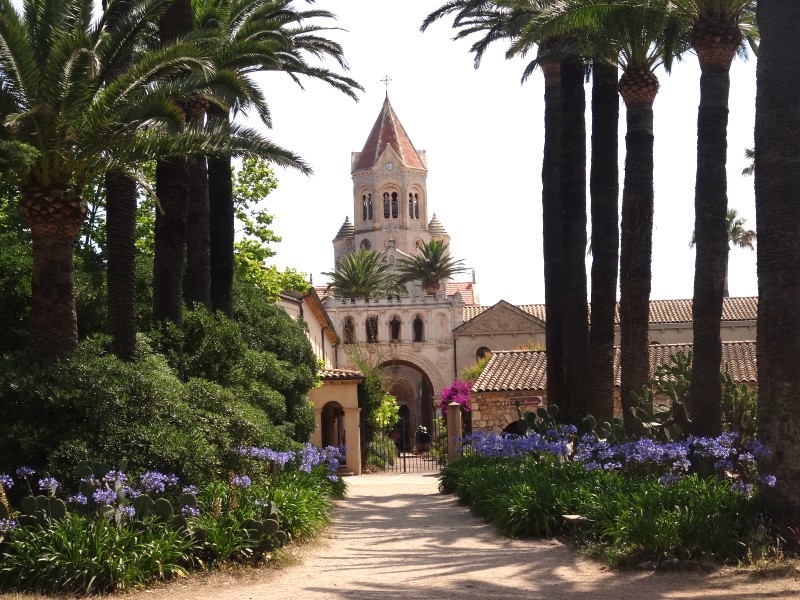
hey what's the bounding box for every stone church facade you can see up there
[320,97,758,439]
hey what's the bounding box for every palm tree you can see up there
[396,239,468,295]
[0,0,308,360]
[422,1,572,412]
[690,207,756,296]
[754,0,800,523]
[668,0,758,437]
[323,250,401,302]
[533,0,688,429]
[198,0,362,318]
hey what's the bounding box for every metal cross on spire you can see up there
[380,74,392,97]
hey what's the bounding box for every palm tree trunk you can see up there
[755,0,800,523]
[20,190,85,360]
[208,104,235,317]
[153,0,191,327]
[618,71,657,432]
[560,57,589,423]
[588,62,619,423]
[689,27,739,437]
[541,59,566,411]
[186,148,212,310]
[105,172,138,361]
[103,0,138,361]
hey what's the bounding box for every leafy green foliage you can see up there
[323,250,402,300]
[396,239,468,292]
[441,453,760,564]
[0,513,191,594]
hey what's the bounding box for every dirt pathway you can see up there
[130,473,800,600]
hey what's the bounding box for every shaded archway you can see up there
[381,359,435,441]
[321,401,345,448]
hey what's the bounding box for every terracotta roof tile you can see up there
[473,350,549,392]
[352,97,425,172]
[319,368,364,381]
[446,281,476,305]
[474,341,756,393]
[464,297,757,325]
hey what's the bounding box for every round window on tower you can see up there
[360,239,371,251]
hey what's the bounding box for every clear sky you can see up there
[249,1,759,307]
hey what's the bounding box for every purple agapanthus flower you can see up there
[230,475,251,489]
[119,505,136,518]
[0,519,18,532]
[16,466,34,478]
[93,488,117,505]
[68,493,89,505]
[181,505,200,517]
[0,474,13,489]
[38,477,59,492]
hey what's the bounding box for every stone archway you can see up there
[381,359,436,436]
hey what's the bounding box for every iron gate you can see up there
[362,412,445,473]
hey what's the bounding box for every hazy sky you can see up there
[249,0,758,307]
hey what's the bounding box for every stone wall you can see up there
[471,391,547,434]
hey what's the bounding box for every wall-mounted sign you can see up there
[509,396,543,407]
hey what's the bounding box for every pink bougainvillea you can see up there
[441,379,473,419]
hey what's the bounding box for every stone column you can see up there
[342,407,362,475]
[447,402,463,462]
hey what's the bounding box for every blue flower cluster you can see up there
[240,443,346,482]
[0,474,13,489]
[230,475,252,489]
[462,429,575,459]
[38,477,59,492]
[181,505,200,518]
[0,518,18,532]
[139,471,178,494]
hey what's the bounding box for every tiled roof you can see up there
[473,350,549,392]
[446,281,476,305]
[352,97,425,172]
[464,297,758,325]
[473,341,756,393]
[319,368,364,381]
[334,216,354,240]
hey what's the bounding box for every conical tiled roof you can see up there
[352,97,425,172]
[334,216,354,240]
[428,213,448,238]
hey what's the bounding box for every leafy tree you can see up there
[322,250,401,301]
[754,0,800,522]
[0,0,302,360]
[396,239,468,295]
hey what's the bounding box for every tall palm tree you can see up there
[669,0,758,437]
[198,0,361,318]
[754,0,800,523]
[323,250,401,302]
[396,239,468,295]
[533,0,688,429]
[0,0,309,360]
[422,0,573,412]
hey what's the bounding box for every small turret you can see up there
[427,213,450,245]
[333,216,355,267]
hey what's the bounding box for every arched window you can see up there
[344,317,355,344]
[360,239,371,250]
[362,193,373,221]
[408,193,419,219]
[366,317,379,343]
[476,347,491,361]
[390,316,401,341]
[413,315,424,342]
[391,192,398,218]
[383,192,390,218]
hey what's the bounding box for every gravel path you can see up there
[133,473,800,600]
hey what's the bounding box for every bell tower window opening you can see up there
[366,317,379,343]
[362,193,373,221]
[391,192,398,218]
[413,315,424,342]
[383,192,390,219]
[407,193,419,219]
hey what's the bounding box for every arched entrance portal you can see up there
[379,360,439,472]
[321,401,345,449]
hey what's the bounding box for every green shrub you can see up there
[0,514,190,595]
[367,432,398,470]
[264,469,334,540]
